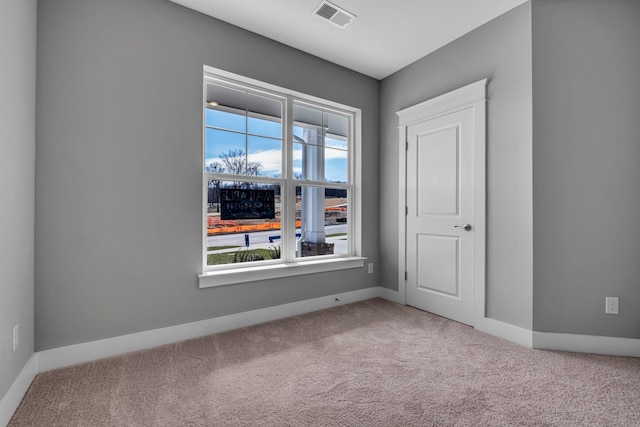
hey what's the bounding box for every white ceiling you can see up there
[170,0,527,80]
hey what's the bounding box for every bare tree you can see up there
[219,149,245,175]
[206,161,224,174]
[206,161,224,212]
[219,149,262,176]
[218,149,262,187]
[246,160,262,176]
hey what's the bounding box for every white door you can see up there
[404,104,481,326]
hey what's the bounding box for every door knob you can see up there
[454,224,472,231]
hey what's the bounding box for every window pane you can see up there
[248,135,281,177]
[295,142,324,182]
[293,142,303,180]
[292,106,350,184]
[292,143,348,183]
[206,84,246,132]
[294,124,321,146]
[248,117,282,139]
[294,105,323,129]
[323,112,349,150]
[248,94,282,139]
[207,181,282,266]
[294,186,348,258]
[324,135,348,151]
[293,125,305,142]
[325,147,348,183]
[206,109,246,133]
[205,129,246,172]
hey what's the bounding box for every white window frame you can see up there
[199,65,364,288]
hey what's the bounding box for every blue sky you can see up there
[205,109,348,183]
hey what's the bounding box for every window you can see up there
[200,66,363,287]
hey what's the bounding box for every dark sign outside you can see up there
[220,188,276,220]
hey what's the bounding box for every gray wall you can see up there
[532,0,640,338]
[35,0,380,351]
[379,4,533,329]
[0,0,36,399]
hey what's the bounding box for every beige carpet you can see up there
[10,298,640,426]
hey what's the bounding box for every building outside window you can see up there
[201,67,362,285]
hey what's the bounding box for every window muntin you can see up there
[205,83,284,179]
[203,72,357,274]
[292,105,349,184]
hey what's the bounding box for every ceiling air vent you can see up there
[313,1,356,29]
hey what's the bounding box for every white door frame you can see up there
[397,79,487,326]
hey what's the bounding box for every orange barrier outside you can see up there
[207,219,302,236]
[207,217,239,228]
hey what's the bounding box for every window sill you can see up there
[198,257,366,288]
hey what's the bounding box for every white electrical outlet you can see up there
[12,324,19,352]
[368,263,374,274]
[605,297,619,315]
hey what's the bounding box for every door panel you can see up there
[406,107,475,326]
[417,125,459,216]
[417,234,459,296]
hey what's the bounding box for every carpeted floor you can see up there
[9,298,640,426]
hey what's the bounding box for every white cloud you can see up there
[247,149,282,176]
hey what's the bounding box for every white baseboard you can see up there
[0,354,37,427]
[533,331,640,357]
[475,317,533,348]
[378,286,404,304]
[38,286,382,373]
